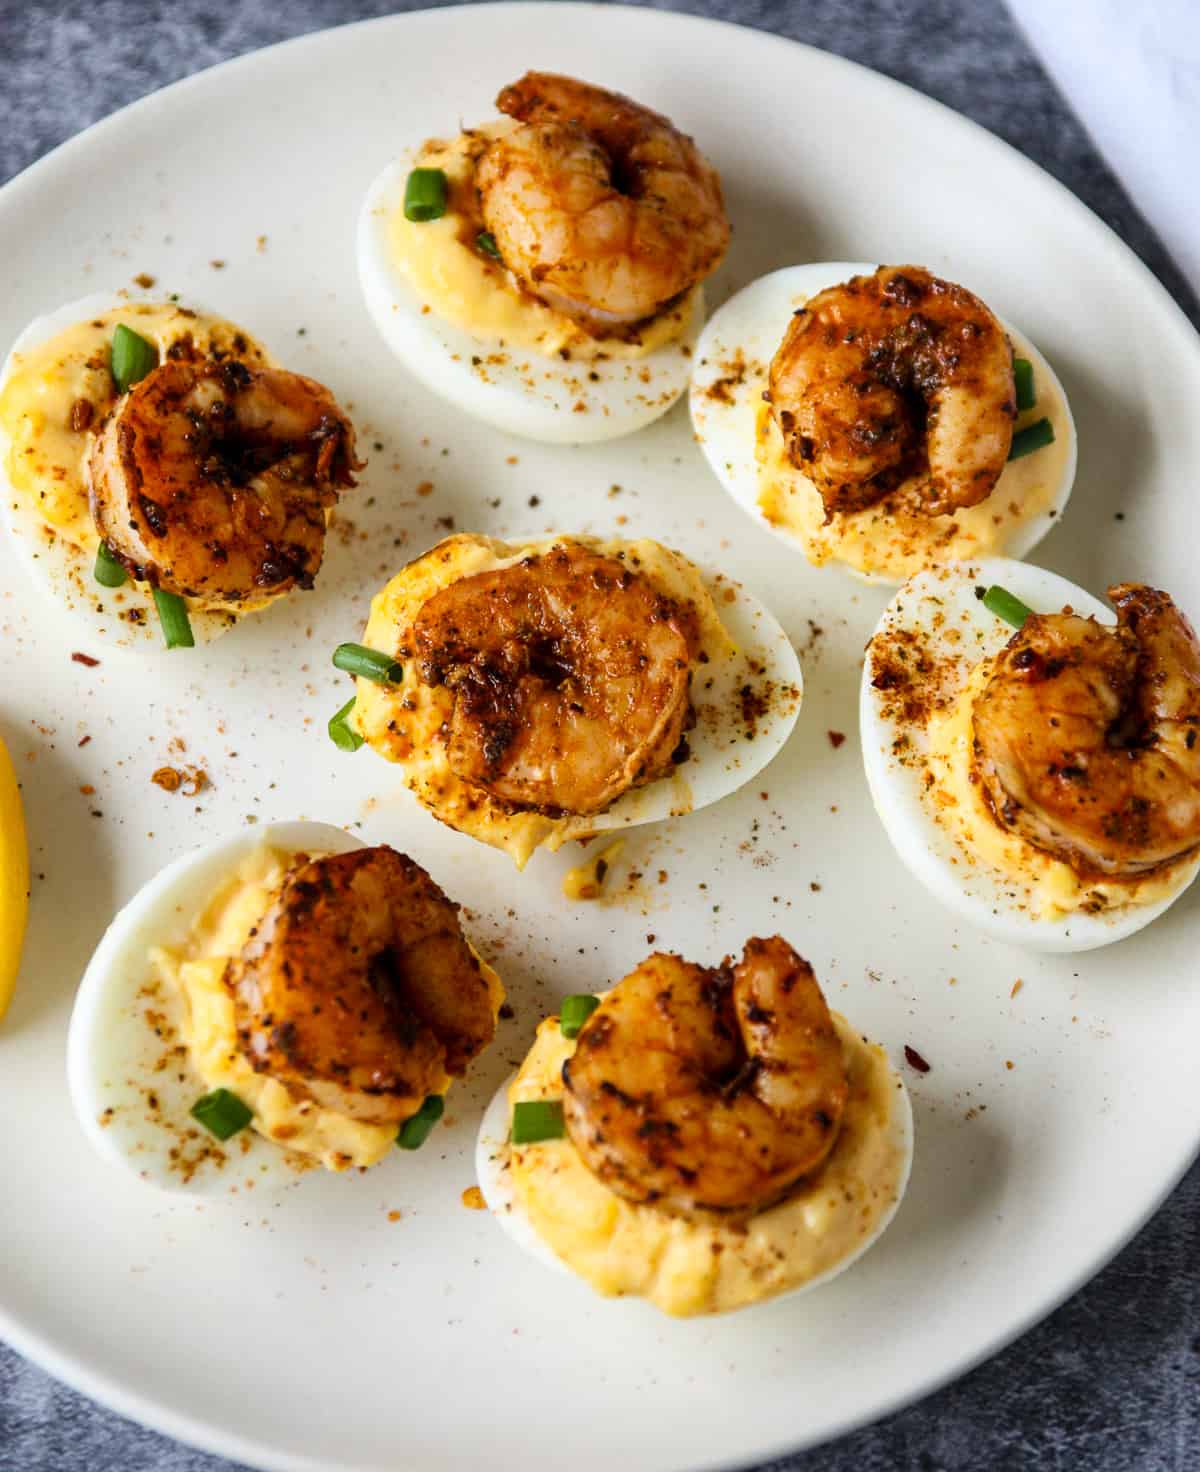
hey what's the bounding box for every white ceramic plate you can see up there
[1,7,1198,1471]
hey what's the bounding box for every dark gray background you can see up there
[1,3,1197,1469]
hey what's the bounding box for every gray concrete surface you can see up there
[1,2,1197,1469]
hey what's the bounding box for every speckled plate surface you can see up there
[1,7,1198,1471]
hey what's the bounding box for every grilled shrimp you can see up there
[561,938,849,1217]
[227,847,497,1126]
[767,266,1016,520]
[89,358,358,600]
[476,72,730,332]
[973,585,1200,877]
[412,542,697,817]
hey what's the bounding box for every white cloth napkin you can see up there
[1007,0,1200,297]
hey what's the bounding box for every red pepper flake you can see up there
[1010,979,1023,999]
[78,735,92,747]
[904,1045,931,1074]
[79,784,95,796]
[826,730,846,749]
[71,652,100,668]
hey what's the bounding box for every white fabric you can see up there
[1007,0,1200,295]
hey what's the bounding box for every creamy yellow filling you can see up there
[561,839,625,901]
[353,533,735,869]
[388,126,698,359]
[754,346,1072,582]
[0,303,271,550]
[152,844,503,1173]
[926,659,1196,918]
[505,1010,906,1317]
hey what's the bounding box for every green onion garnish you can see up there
[328,696,364,752]
[397,1094,445,1150]
[110,323,159,394]
[332,642,403,684]
[475,230,502,261]
[979,584,1034,629]
[511,1099,566,1145]
[152,588,195,649]
[94,541,128,588]
[1013,356,1036,414]
[559,994,600,1040]
[1008,416,1055,461]
[191,1087,253,1141]
[404,168,448,222]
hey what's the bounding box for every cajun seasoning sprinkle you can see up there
[904,1045,931,1074]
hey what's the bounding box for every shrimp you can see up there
[561,938,849,1218]
[475,72,730,332]
[973,584,1200,877]
[767,266,1017,520]
[88,357,358,601]
[412,542,697,817]
[227,846,497,1126]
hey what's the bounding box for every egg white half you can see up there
[475,1060,915,1307]
[861,558,1200,952]
[474,1071,569,1277]
[0,294,256,653]
[689,263,1077,584]
[357,154,704,444]
[67,820,367,1196]
[353,549,804,860]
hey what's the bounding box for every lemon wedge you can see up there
[0,732,29,1021]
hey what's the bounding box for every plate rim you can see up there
[2,5,1200,1469]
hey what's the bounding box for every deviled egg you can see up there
[357,71,730,442]
[328,533,802,868]
[476,938,912,1317]
[68,821,504,1194]
[861,559,1200,951]
[690,264,1076,584]
[0,295,359,651]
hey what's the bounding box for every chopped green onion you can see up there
[559,994,600,1040]
[404,167,448,222]
[191,1087,253,1141]
[475,230,502,261]
[328,696,364,752]
[332,642,403,684]
[110,323,159,394]
[1012,356,1036,413]
[152,588,195,650]
[980,584,1034,629]
[397,1094,445,1150]
[1008,416,1055,461]
[93,541,128,588]
[511,1099,565,1145]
